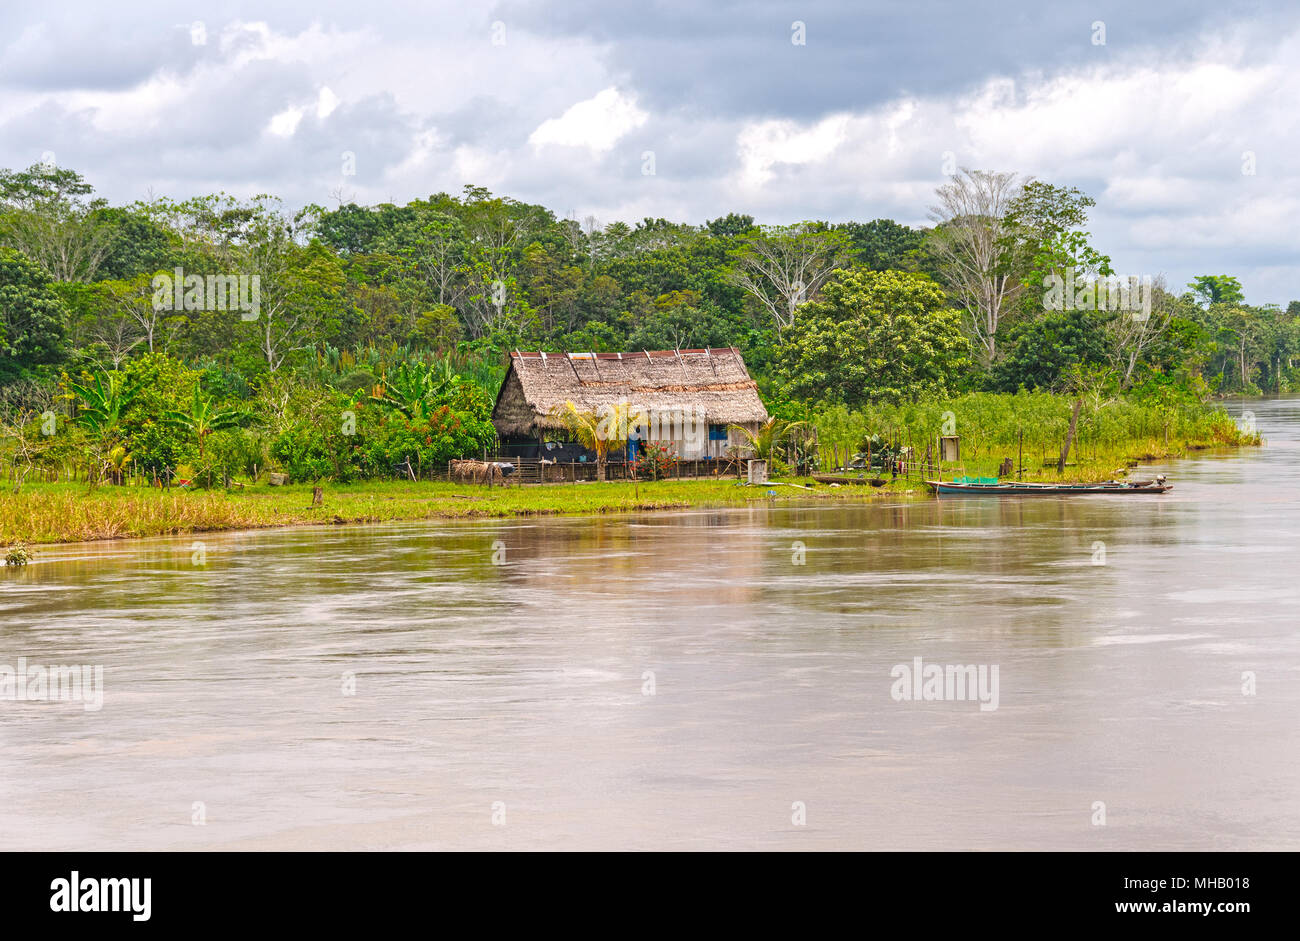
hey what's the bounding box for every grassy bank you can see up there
[0,477,898,546]
[0,398,1258,547]
[813,392,1252,464]
[0,434,1249,549]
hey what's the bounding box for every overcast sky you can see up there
[2,1,1297,303]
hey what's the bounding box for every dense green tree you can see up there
[626,291,739,351]
[991,308,1110,392]
[836,219,925,271]
[92,206,174,281]
[1188,275,1245,308]
[0,247,70,380]
[166,382,247,463]
[705,213,756,238]
[116,353,200,472]
[775,268,969,404]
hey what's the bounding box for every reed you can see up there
[813,391,1254,476]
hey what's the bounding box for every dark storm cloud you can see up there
[496,0,1286,118]
[0,11,216,91]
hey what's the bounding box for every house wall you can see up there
[501,420,761,461]
[637,420,759,460]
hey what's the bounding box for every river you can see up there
[2,397,1298,850]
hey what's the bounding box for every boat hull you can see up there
[926,480,1172,496]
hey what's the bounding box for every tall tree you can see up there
[927,169,1023,364]
[1188,275,1245,308]
[836,219,925,271]
[1103,277,1179,388]
[0,164,112,282]
[726,223,852,338]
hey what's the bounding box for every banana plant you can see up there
[67,371,139,444]
[165,383,247,463]
[371,361,453,422]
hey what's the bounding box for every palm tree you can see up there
[104,445,132,486]
[728,417,808,464]
[549,401,632,481]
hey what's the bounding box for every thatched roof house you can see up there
[492,348,769,458]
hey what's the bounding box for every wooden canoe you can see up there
[926,479,1172,496]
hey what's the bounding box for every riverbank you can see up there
[0,477,906,546]
[0,429,1255,547]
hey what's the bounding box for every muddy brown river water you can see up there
[2,398,1297,849]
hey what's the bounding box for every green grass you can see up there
[0,477,902,546]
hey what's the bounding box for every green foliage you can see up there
[1003,182,1109,277]
[1188,275,1245,308]
[92,206,174,281]
[372,360,451,421]
[165,382,248,470]
[728,417,807,463]
[812,389,1244,472]
[0,161,1287,488]
[66,369,139,443]
[775,268,969,404]
[991,308,1110,391]
[0,247,69,379]
[117,354,201,471]
[705,213,756,238]
[836,219,925,271]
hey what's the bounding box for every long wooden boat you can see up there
[926,477,1172,496]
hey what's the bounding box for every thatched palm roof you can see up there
[491,348,769,437]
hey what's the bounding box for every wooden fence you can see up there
[5,455,761,488]
[493,456,745,485]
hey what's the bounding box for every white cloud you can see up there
[316,86,339,119]
[529,87,648,152]
[267,105,304,137]
[736,113,850,187]
[713,27,1300,301]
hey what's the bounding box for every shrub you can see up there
[637,441,676,480]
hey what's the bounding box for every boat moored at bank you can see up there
[926,475,1172,496]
